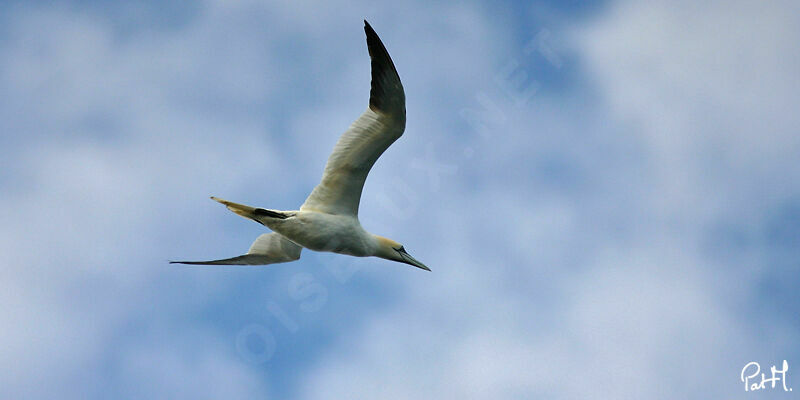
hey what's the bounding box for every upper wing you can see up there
[300,20,406,216]
[170,233,302,266]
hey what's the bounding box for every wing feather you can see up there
[170,233,302,266]
[300,20,405,216]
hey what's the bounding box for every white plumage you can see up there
[172,20,429,271]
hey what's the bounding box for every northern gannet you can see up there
[172,21,429,271]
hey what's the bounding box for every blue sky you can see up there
[1,0,799,398]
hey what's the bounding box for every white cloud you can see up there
[112,329,270,399]
[575,0,800,222]
[0,3,289,398]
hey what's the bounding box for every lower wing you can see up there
[170,232,302,266]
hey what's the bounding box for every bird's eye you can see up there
[395,246,405,252]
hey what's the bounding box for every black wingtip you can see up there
[169,260,218,266]
[362,20,403,114]
[364,20,377,40]
[169,260,211,265]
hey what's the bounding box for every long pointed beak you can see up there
[399,249,430,271]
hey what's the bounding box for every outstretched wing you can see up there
[300,20,406,216]
[170,233,302,266]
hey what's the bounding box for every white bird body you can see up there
[172,21,429,271]
[265,210,373,256]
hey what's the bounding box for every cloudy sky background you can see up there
[2,0,798,398]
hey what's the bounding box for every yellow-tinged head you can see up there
[373,236,430,271]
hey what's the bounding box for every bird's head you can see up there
[373,236,430,271]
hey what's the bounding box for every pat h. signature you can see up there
[741,360,792,392]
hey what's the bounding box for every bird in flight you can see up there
[172,21,429,271]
